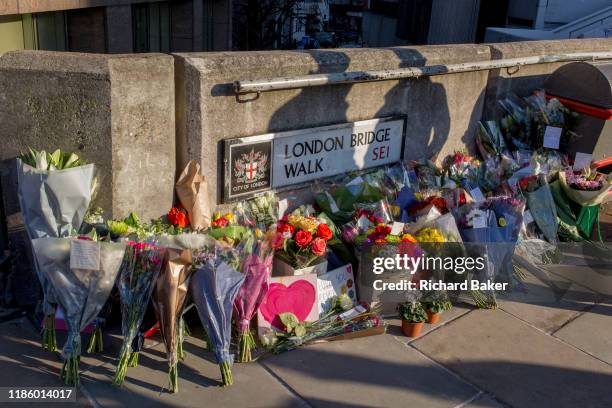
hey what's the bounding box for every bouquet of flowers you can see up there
[18,148,97,352]
[234,237,273,362]
[269,299,384,354]
[476,121,510,161]
[31,238,125,385]
[441,151,480,185]
[233,192,278,231]
[552,169,611,241]
[113,242,166,386]
[314,177,386,226]
[190,242,245,386]
[525,92,576,150]
[518,175,558,243]
[316,212,358,270]
[272,214,332,270]
[409,160,441,196]
[498,93,533,151]
[408,196,448,218]
[530,149,568,176]
[383,163,419,222]
[207,211,252,246]
[560,169,611,207]
[151,248,194,392]
[352,200,393,233]
[454,197,524,307]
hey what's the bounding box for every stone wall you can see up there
[175,45,491,204]
[176,38,612,207]
[0,51,175,221]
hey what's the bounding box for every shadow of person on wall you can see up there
[373,47,451,162]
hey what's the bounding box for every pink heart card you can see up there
[257,274,318,338]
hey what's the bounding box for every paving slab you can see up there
[79,329,307,408]
[463,393,505,408]
[553,300,612,365]
[545,264,612,297]
[261,332,479,408]
[0,318,91,407]
[386,304,473,343]
[497,271,598,333]
[413,309,612,408]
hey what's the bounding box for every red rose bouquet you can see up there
[273,215,332,269]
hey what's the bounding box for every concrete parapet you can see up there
[0,51,175,221]
[175,44,491,204]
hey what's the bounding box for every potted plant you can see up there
[272,214,332,276]
[398,301,427,337]
[422,299,452,324]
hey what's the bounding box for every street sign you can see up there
[223,117,405,202]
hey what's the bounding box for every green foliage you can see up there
[398,301,427,323]
[107,220,129,237]
[20,147,86,170]
[423,300,452,314]
[279,312,306,337]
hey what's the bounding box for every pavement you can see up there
[1,241,611,408]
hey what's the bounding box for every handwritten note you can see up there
[573,152,593,171]
[70,240,100,271]
[317,265,356,315]
[543,126,562,149]
[472,215,487,229]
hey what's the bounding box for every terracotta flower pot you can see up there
[426,310,441,324]
[401,320,424,337]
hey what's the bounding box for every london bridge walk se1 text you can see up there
[282,127,394,179]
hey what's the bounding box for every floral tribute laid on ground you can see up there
[17,90,611,391]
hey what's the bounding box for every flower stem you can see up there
[113,348,131,386]
[42,314,57,352]
[128,351,139,367]
[238,330,256,363]
[86,326,103,353]
[220,361,233,386]
[168,363,178,393]
[60,354,80,386]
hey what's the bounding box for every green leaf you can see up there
[64,153,80,168]
[294,324,306,337]
[50,149,61,167]
[124,212,141,227]
[279,312,299,331]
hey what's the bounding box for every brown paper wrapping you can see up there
[176,160,211,230]
[152,248,193,363]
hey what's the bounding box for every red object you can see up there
[311,237,327,256]
[144,322,160,338]
[294,230,313,248]
[316,224,333,241]
[593,157,612,170]
[544,92,612,120]
[277,222,295,236]
[168,207,189,228]
[211,216,228,228]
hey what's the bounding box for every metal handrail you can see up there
[234,51,612,94]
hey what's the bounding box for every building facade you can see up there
[0,0,232,54]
